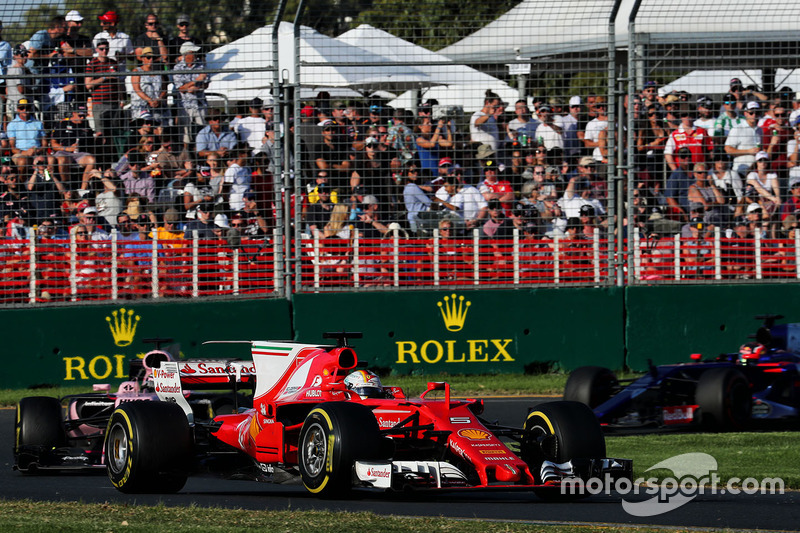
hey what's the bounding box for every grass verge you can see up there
[607,431,800,488]
[0,500,724,532]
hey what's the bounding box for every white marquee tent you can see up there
[206,22,433,102]
[337,24,518,112]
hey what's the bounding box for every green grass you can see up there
[0,500,724,532]
[608,431,800,488]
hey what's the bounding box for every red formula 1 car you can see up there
[14,339,253,473]
[104,333,631,498]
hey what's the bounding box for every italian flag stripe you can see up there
[252,344,293,356]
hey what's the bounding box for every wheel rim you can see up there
[301,422,327,477]
[107,422,129,475]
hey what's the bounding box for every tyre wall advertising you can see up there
[625,285,800,370]
[292,288,625,374]
[0,299,291,389]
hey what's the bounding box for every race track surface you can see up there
[3,399,799,531]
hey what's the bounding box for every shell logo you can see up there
[457,428,491,441]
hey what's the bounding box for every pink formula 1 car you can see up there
[14,338,253,473]
[103,333,630,498]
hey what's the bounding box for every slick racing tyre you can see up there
[563,366,618,408]
[105,401,192,493]
[524,401,606,501]
[14,396,67,473]
[696,367,751,432]
[298,402,382,498]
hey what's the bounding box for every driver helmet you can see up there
[344,370,383,399]
[738,342,765,365]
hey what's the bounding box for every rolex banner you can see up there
[0,299,291,389]
[292,289,625,374]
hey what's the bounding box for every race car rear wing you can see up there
[153,359,255,424]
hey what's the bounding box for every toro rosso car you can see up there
[564,315,800,432]
[103,332,631,498]
[14,339,253,473]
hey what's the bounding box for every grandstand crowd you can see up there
[1,11,799,282]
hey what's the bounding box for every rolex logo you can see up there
[437,294,471,332]
[106,308,140,347]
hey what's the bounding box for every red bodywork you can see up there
[207,343,536,487]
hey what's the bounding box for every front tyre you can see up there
[696,368,751,431]
[105,401,192,493]
[298,402,382,498]
[524,401,606,501]
[15,396,67,473]
[563,366,618,408]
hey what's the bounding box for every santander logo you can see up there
[180,365,196,374]
[367,468,391,478]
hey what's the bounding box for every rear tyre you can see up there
[298,402,382,498]
[14,396,67,473]
[696,368,751,431]
[105,401,192,493]
[524,401,606,501]
[563,366,618,408]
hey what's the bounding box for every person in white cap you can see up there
[745,151,780,216]
[174,41,208,144]
[725,101,763,178]
[62,10,92,64]
[557,95,583,162]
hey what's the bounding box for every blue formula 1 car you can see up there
[564,315,800,432]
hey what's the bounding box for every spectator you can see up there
[636,104,668,182]
[236,98,268,150]
[387,108,415,162]
[641,81,658,109]
[196,108,237,160]
[694,96,716,137]
[350,136,390,200]
[709,155,744,217]
[73,205,109,240]
[92,11,134,69]
[781,174,800,222]
[7,99,46,175]
[119,150,155,204]
[665,147,694,220]
[561,174,605,220]
[534,103,564,162]
[225,144,252,212]
[183,167,216,220]
[664,107,713,172]
[507,99,535,143]
[559,96,584,163]
[90,169,122,227]
[761,103,791,174]
[26,16,67,103]
[353,194,388,239]
[478,152,514,216]
[129,46,169,123]
[725,101,763,177]
[174,42,208,145]
[183,202,214,239]
[402,163,432,233]
[235,193,268,236]
[85,39,123,137]
[25,156,64,224]
[687,162,725,225]
[713,93,744,149]
[584,100,608,163]
[305,184,334,236]
[323,203,352,239]
[133,13,169,64]
[50,104,96,190]
[450,167,487,230]
[745,151,781,216]
[167,14,200,68]
[482,199,514,240]
[470,90,501,151]
[0,20,10,127]
[61,11,93,75]
[5,45,31,124]
[150,208,184,246]
[314,122,351,188]
[414,116,453,175]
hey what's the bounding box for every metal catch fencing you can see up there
[1,0,799,305]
